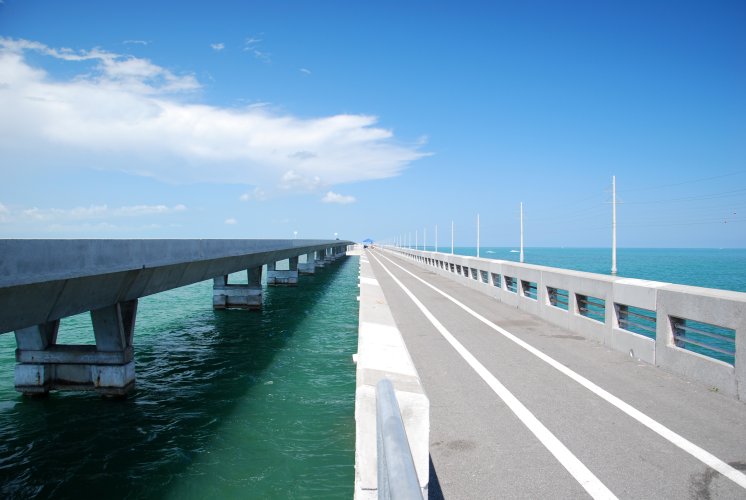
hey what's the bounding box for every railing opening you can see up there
[450,263,455,273]
[577,294,605,323]
[521,280,538,300]
[547,286,569,310]
[491,273,502,288]
[470,268,478,280]
[670,317,735,365]
[505,276,517,293]
[463,266,470,278]
[480,270,489,284]
[455,265,461,275]
[616,304,656,339]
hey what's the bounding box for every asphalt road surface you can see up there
[366,249,746,500]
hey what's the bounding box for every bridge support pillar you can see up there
[14,300,138,396]
[213,267,262,309]
[324,247,336,264]
[315,249,327,268]
[298,253,316,275]
[267,258,299,286]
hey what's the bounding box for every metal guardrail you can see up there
[376,379,423,500]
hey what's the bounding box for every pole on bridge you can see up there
[611,175,617,275]
[451,220,454,255]
[477,213,480,258]
[520,202,524,264]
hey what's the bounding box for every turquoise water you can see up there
[425,247,746,292]
[0,256,359,499]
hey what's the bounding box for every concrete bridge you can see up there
[0,239,352,396]
[355,246,746,499]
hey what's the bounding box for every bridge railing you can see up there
[384,247,746,402]
[376,379,424,500]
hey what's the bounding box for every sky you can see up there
[0,0,744,247]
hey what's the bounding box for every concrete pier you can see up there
[0,238,352,396]
[298,253,316,275]
[315,249,327,268]
[213,267,263,309]
[267,258,299,286]
[15,300,137,395]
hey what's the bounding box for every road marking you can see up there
[374,250,746,490]
[368,251,617,500]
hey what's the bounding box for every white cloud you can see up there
[224,217,237,225]
[0,202,9,222]
[0,38,427,192]
[239,187,266,201]
[280,170,322,191]
[124,40,149,46]
[321,191,356,204]
[9,203,186,222]
[211,43,225,51]
[243,36,270,62]
[299,68,311,76]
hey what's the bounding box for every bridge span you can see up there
[357,247,746,499]
[0,239,352,395]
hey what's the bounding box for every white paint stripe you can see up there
[375,250,746,490]
[360,276,379,286]
[369,252,617,500]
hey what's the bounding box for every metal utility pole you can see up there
[451,220,454,255]
[520,202,524,263]
[435,225,438,253]
[415,230,418,251]
[424,228,427,252]
[611,175,617,275]
[477,213,480,258]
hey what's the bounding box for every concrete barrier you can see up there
[354,250,429,499]
[385,247,746,402]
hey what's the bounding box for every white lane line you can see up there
[374,250,746,490]
[368,252,617,500]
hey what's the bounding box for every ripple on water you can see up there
[0,257,359,499]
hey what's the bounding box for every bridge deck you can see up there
[367,249,746,499]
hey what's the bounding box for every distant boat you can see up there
[486,250,495,254]
[510,249,519,253]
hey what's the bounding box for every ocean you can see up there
[0,248,744,498]
[443,247,746,293]
[0,256,359,499]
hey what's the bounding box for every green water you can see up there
[0,256,359,499]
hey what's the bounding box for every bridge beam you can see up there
[14,300,137,396]
[267,258,299,286]
[213,267,262,310]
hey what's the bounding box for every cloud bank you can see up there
[0,38,427,193]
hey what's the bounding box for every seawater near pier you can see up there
[0,256,359,499]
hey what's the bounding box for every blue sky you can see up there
[1,0,744,247]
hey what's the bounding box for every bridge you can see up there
[0,239,352,395]
[355,246,746,499]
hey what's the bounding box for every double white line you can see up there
[369,250,746,498]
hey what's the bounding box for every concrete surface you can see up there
[354,251,429,499]
[368,248,746,499]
